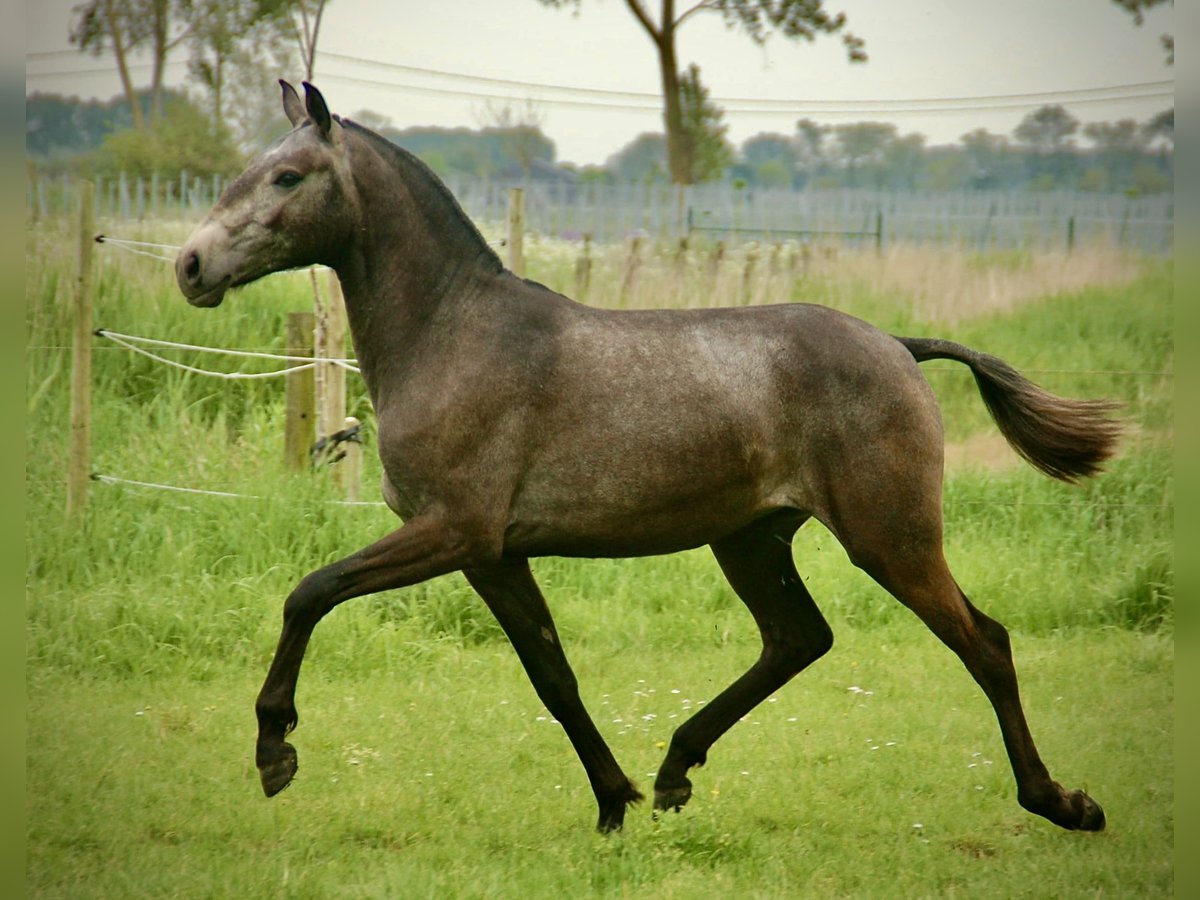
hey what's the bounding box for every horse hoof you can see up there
[258,742,298,797]
[653,784,692,815]
[1072,790,1106,832]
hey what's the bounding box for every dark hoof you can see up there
[597,782,644,833]
[258,742,298,797]
[653,783,693,816]
[1070,790,1106,832]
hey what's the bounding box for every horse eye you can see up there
[274,171,303,188]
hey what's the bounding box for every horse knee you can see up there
[283,566,339,625]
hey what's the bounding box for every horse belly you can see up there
[502,423,783,557]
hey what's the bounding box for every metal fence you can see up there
[28,171,1174,254]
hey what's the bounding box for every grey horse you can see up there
[177,82,1116,834]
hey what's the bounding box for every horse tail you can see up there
[896,336,1121,483]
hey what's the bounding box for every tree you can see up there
[743,132,797,186]
[94,91,242,178]
[678,64,733,182]
[882,132,925,189]
[606,133,668,182]
[1142,108,1173,151]
[1083,119,1145,190]
[541,1,865,185]
[256,0,333,81]
[960,128,1011,188]
[1112,0,1172,64]
[71,0,148,130]
[831,122,894,187]
[477,99,552,180]
[792,118,828,185]
[70,0,194,129]
[1015,105,1079,186]
[184,0,297,133]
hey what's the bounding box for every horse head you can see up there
[176,81,358,307]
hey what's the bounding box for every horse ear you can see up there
[280,80,304,127]
[302,82,333,140]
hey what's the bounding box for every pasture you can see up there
[26,217,1172,896]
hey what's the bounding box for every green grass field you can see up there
[26,223,1173,897]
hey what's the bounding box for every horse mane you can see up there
[340,118,504,274]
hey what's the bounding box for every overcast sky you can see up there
[26,0,1174,167]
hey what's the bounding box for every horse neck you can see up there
[332,137,504,393]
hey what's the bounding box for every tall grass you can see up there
[26,221,1172,679]
[26,220,1173,894]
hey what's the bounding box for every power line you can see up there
[317,69,1171,117]
[26,53,1172,117]
[319,50,1172,111]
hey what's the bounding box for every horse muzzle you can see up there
[176,223,236,307]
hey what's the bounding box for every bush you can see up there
[95,95,243,180]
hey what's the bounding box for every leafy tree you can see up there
[70,0,193,128]
[678,64,733,182]
[1112,0,1172,64]
[924,150,971,191]
[541,0,865,185]
[792,118,828,185]
[71,0,148,130]
[1083,119,1145,190]
[380,124,555,179]
[1015,105,1079,154]
[743,132,796,184]
[1015,105,1079,186]
[1142,108,1173,150]
[605,133,668,183]
[478,99,552,180]
[26,92,139,160]
[255,0,332,81]
[960,128,1012,188]
[831,122,895,187]
[94,92,241,178]
[882,133,925,189]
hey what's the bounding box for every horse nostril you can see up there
[185,251,201,283]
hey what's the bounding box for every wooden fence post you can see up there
[314,269,357,496]
[284,312,315,472]
[66,180,96,523]
[672,235,689,305]
[619,234,644,305]
[507,188,525,277]
[318,270,348,443]
[741,242,759,305]
[574,233,592,300]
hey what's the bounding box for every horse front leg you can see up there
[463,559,643,832]
[255,514,477,797]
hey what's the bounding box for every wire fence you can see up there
[41,219,1171,515]
[29,171,1174,253]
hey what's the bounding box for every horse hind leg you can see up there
[654,513,833,815]
[841,527,1105,832]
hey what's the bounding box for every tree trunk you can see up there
[149,0,167,124]
[104,0,144,131]
[625,0,692,186]
[213,49,224,133]
[656,16,692,186]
